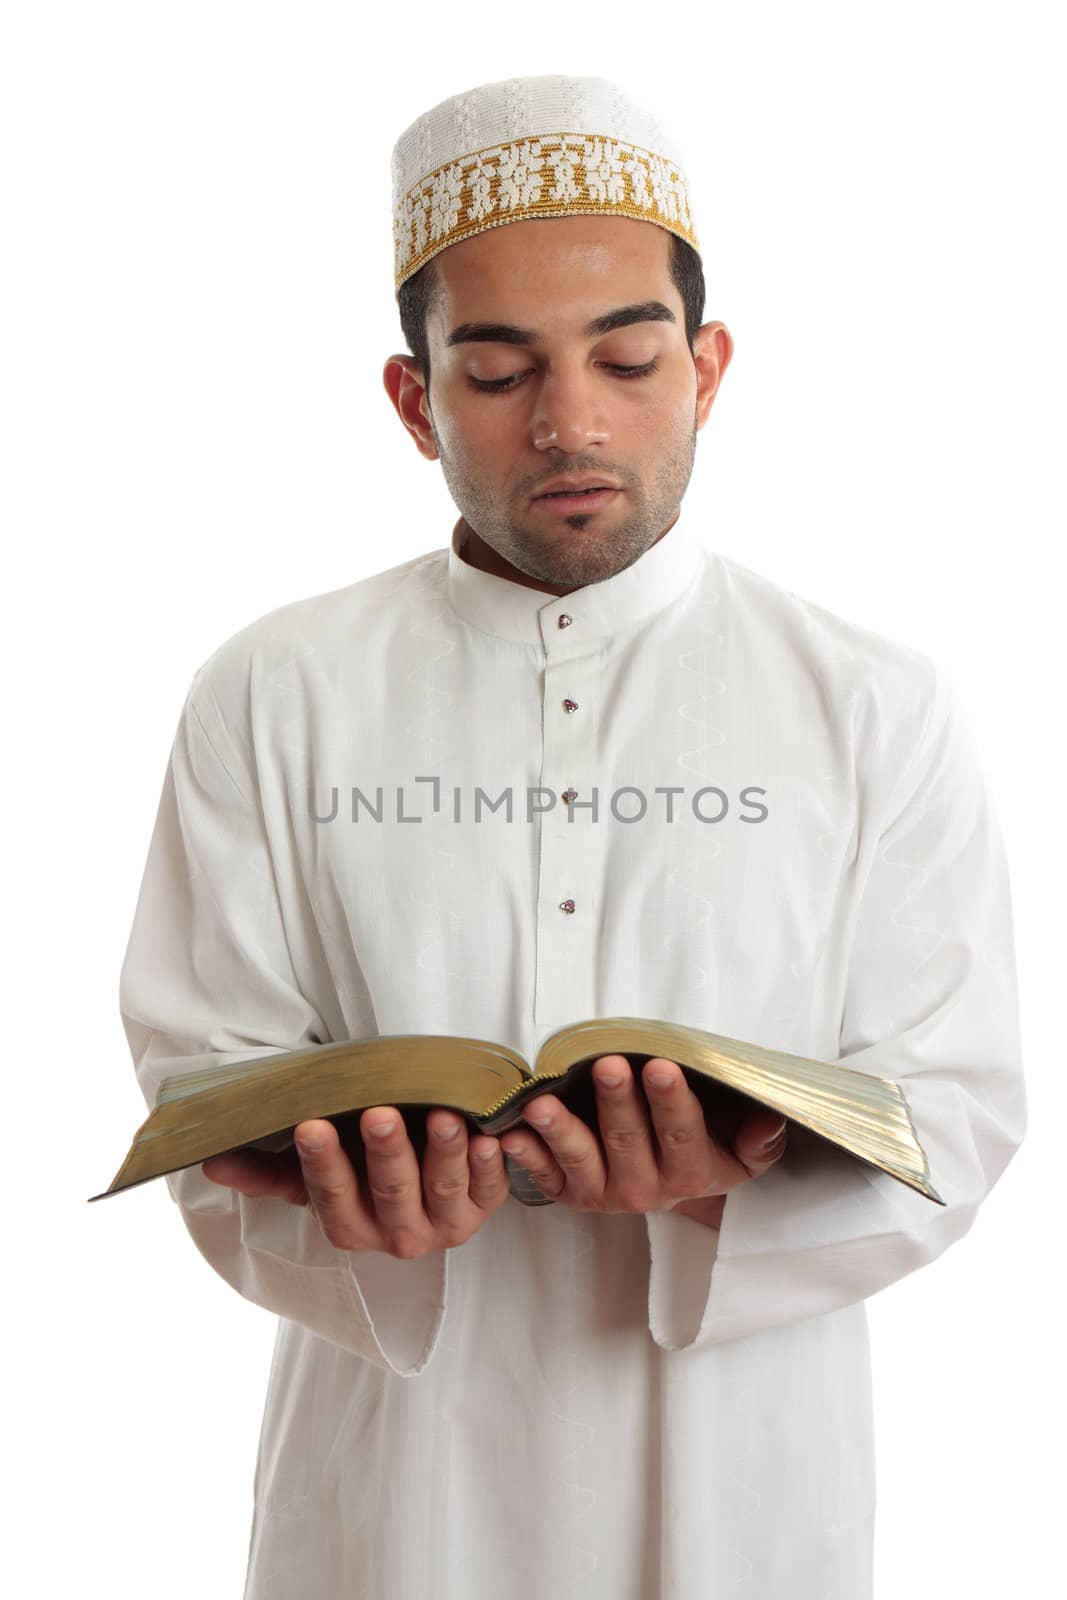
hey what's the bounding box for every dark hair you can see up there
[396,229,705,403]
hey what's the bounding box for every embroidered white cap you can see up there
[391,74,701,295]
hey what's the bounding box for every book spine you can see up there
[503,1150,555,1207]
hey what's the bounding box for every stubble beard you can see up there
[430,413,698,589]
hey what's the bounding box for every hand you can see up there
[498,1056,789,1214]
[200,1108,510,1258]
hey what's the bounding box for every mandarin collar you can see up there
[445,501,704,650]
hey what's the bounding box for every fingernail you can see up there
[647,1069,673,1087]
[597,1071,623,1088]
[297,1135,324,1153]
[367,1120,395,1139]
[761,1120,787,1148]
[527,1114,551,1128]
[436,1121,460,1140]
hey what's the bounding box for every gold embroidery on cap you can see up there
[394,133,698,288]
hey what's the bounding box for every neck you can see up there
[455,515,675,598]
[456,519,573,596]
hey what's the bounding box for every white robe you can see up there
[118,501,1026,1598]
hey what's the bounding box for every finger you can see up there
[202,1145,308,1206]
[295,1117,379,1251]
[356,1107,432,1256]
[733,1111,790,1179]
[499,1127,566,1200]
[642,1058,722,1193]
[516,1094,605,1203]
[591,1055,660,1200]
[422,1110,507,1222]
[464,1133,511,1211]
[420,1111,471,1224]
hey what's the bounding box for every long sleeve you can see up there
[644,662,1026,1351]
[118,683,449,1376]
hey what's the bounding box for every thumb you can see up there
[734,1111,789,1178]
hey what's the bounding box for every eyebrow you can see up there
[444,300,677,348]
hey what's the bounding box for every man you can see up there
[118,74,1026,1599]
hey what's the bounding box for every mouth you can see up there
[532,486,621,512]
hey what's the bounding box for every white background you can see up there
[4,3,1061,1595]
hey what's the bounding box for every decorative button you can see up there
[559,898,576,914]
[561,787,578,803]
[563,698,579,713]
[558,614,573,629]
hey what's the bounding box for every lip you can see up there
[532,487,620,513]
[533,477,620,499]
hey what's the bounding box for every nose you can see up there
[531,369,610,450]
[534,424,610,448]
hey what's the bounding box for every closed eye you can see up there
[468,360,660,394]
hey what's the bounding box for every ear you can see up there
[692,322,735,430]
[382,354,439,461]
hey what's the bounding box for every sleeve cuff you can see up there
[170,1164,450,1377]
[644,1204,723,1351]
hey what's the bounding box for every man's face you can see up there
[386,213,731,592]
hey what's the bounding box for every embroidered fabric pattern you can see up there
[393,132,699,290]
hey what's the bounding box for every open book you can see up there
[91,1016,945,1208]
